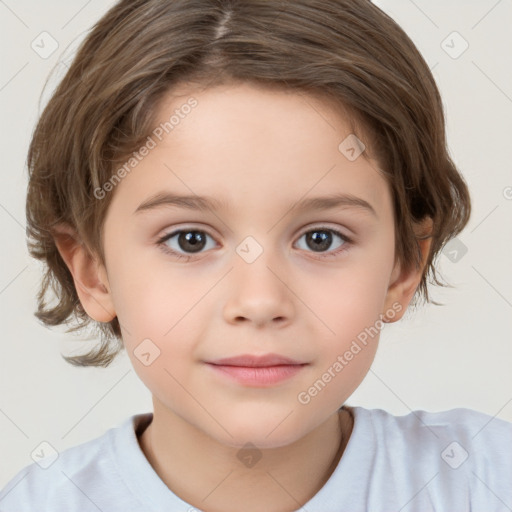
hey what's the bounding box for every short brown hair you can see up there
[26,0,471,367]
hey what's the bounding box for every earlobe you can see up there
[53,223,116,323]
[382,218,433,322]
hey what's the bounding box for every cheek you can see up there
[307,252,394,338]
[312,282,382,380]
[302,246,394,385]
[108,250,213,371]
[110,257,202,401]
[108,241,197,332]
[299,279,386,412]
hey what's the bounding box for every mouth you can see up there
[205,353,309,386]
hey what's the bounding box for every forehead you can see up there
[108,82,390,221]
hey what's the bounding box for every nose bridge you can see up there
[223,234,294,326]
[233,234,285,293]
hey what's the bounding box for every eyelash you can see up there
[156,226,353,261]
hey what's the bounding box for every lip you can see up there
[207,353,306,367]
[205,353,308,387]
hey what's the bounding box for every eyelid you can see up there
[157,221,353,242]
[156,222,354,261]
[297,222,352,237]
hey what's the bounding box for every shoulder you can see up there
[359,405,512,451]
[0,414,150,511]
[354,405,512,465]
[348,405,512,509]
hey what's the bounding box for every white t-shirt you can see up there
[1,405,511,511]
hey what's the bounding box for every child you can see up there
[1,0,511,510]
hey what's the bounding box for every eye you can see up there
[156,225,352,261]
[294,227,352,259]
[157,229,216,260]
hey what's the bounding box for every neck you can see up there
[138,404,353,512]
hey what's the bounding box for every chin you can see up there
[209,419,306,450]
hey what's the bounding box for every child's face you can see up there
[98,82,412,448]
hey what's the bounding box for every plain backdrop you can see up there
[1,0,511,488]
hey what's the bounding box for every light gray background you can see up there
[1,0,511,488]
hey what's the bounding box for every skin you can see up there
[55,82,432,512]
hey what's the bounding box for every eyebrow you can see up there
[133,191,378,217]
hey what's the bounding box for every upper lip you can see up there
[207,354,307,367]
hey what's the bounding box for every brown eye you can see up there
[175,231,207,253]
[305,230,334,252]
[295,227,351,258]
[158,229,216,257]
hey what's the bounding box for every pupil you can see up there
[180,231,205,253]
[308,231,331,252]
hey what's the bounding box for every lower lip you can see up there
[206,363,307,386]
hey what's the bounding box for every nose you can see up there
[222,252,295,328]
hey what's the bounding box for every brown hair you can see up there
[26,0,471,367]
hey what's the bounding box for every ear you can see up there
[382,217,433,322]
[53,223,116,323]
